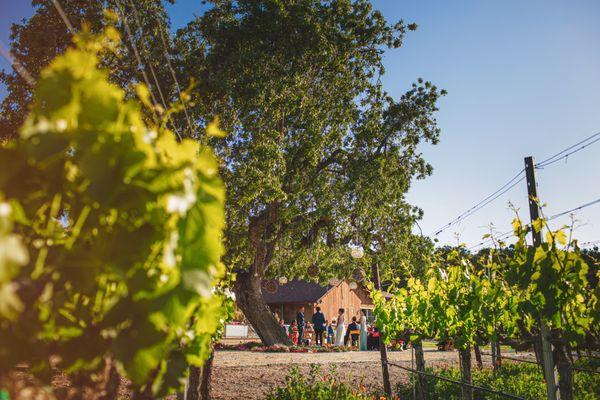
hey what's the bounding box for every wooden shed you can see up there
[263,279,375,325]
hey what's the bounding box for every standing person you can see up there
[359,310,368,351]
[334,308,346,346]
[304,322,314,346]
[296,306,305,346]
[288,320,299,345]
[312,306,326,346]
[326,321,334,344]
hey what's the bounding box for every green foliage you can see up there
[0,0,175,141]
[502,217,595,343]
[0,28,226,397]
[372,248,519,350]
[180,0,445,282]
[396,363,599,400]
[267,365,371,400]
[373,214,598,351]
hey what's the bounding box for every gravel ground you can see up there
[210,349,460,399]
[5,349,536,399]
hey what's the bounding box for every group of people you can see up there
[279,306,379,350]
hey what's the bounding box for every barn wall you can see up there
[314,281,373,324]
[266,281,375,325]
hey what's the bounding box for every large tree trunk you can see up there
[413,339,428,400]
[459,345,473,400]
[555,343,574,400]
[235,270,291,346]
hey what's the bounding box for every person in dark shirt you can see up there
[296,306,305,346]
[348,316,360,347]
[312,306,326,346]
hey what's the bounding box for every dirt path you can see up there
[211,349,459,399]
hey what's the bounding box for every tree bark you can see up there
[234,270,291,346]
[414,339,428,400]
[555,343,574,400]
[473,344,483,369]
[459,345,473,400]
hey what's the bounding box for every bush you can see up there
[267,365,373,400]
[396,362,600,400]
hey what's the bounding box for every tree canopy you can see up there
[174,0,445,343]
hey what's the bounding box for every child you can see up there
[326,320,334,344]
[304,322,314,346]
[288,320,299,345]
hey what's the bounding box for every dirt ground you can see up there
[210,349,460,399]
[5,349,536,399]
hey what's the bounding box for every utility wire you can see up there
[157,22,196,138]
[536,131,600,168]
[470,196,600,250]
[580,240,600,248]
[50,0,74,34]
[546,197,600,221]
[0,41,35,86]
[114,0,160,111]
[433,130,600,240]
[118,0,184,141]
[386,361,526,399]
[125,0,168,111]
[430,170,525,236]
[480,352,600,374]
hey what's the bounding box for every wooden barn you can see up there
[263,279,375,325]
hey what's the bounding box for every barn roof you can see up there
[262,279,332,304]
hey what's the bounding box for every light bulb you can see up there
[278,276,288,285]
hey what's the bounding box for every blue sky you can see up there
[2,0,599,248]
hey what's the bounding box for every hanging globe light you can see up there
[278,276,288,285]
[328,277,340,286]
[350,245,364,259]
[349,281,358,290]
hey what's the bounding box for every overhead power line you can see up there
[536,131,600,168]
[126,0,169,111]
[430,169,525,236]
[50,0,74,34]
[433,129,600,240]
[0,41,35,86]
[580,240,600,248]
[470,195,600,250]
[157,23,196,138]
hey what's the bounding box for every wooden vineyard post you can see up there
[371,262,392,396]
[524,156,559,400]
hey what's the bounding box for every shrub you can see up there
[267,365,372,400]
[396,362,600,400]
